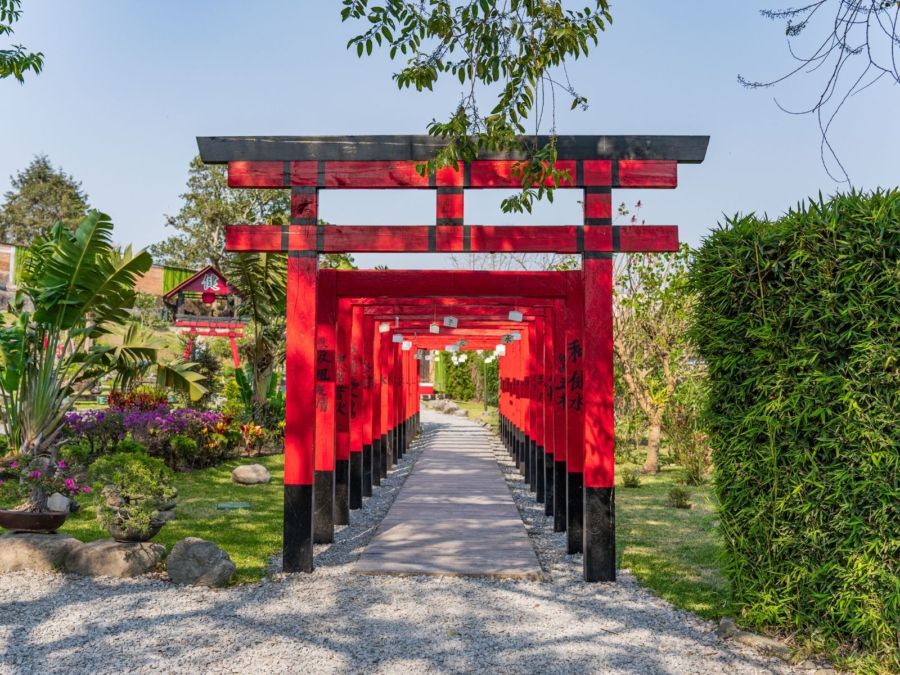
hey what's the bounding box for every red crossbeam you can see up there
[225,224,678,254]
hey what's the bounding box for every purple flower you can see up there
[57,460,67,469]
[30,470,41,479]
[10,462,17,469]
[83,486,91,494]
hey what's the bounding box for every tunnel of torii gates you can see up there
[198,134,709,582]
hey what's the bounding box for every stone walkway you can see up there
[354,415,542,579]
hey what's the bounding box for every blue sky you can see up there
[2,0,898,269]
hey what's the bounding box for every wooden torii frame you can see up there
[199,134,709,582]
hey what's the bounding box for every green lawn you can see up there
[448,399,499,428]
[614,465,729,620]
[49,455,285,585]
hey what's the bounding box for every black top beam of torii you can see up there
[197,135,709,163]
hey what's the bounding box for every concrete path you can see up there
[354,412,543,579]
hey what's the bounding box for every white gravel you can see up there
[0,410,806,675]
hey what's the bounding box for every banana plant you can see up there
[0,211,207,457]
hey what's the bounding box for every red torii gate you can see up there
[199,134,709,582]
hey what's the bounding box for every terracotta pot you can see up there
[0,509,68,533]
[107,518,165,543]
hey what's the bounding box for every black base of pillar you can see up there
[544,454,554,516]
[517,431,525,473]
[567,472,584,554]
[334,459,349,526]
[554,460,567,532]
[527,439,536,492]
[283,484,314,573]
[380,433,389,479]
[349,452,363,509]
[523,435,532,484]
[363,443,373,497]
[313,470,334,544]
[584,486,616,582]
[535,446,545,502]
[372,438,382,487]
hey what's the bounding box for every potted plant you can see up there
[0,460,90,532]
[89,452,175,542]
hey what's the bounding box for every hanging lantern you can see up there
[202,290,216,304]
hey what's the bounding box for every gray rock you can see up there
[732,631,796,663]
[442,402,459,415]
[155,500,177,511]
[47,492,71,514]
[453,409,469,417]
[231,464,271,485]
[153,510,176,522]
[167,538,235,587]
[0,532,83,572]
[103,485,125,509]
[65,539,165,578]
[716,616,737,639]
[432,400,448,412]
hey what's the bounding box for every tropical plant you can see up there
[0,211,207,460]
[0,0,43,83]
[222,251,287,424]
[90,452,175,536]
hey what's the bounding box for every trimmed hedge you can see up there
[689,191,900,670]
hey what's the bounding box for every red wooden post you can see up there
[552,299,568,532]
[335,299,352,526]
[314,270,337,543]
[371,319,383,488]
[541,311,555,516]
[349,304,365,509]
[565,270,586,554]
[229,336,241,368]
[283,254,318,573]
[362,316,375,497]
[583,255,616,581]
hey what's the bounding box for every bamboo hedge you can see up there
[689,190,900,670]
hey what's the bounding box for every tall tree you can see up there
[741,1,900,182]
[151,156,289,270]
[0,0,43,83]
[342,0,611,213]
[0,155,90,245]
[612,244,693,474]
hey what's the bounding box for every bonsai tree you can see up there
[89,452,175,536]
[0,459,90,512]
[0,211,207,461]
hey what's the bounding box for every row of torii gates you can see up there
[198,134,709,582]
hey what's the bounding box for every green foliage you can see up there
[622,471,641,488]
[177,337,223,410]
[131,291,169,329]
[0,0,43,83]
[614,243,695,474]
[0,211,206,455]
[150,156,289,270]
[58,440,90,465]
[443,355,475,400]
[689,190,900,671]
[169,434,199,468]
[665,486,692,509]
[342,0,611,213]
[0,154,89,245]
[115,438,147,454]
[89,451,175,535]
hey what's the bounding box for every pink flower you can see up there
[631,215,637,224]
[635,200,642,209]
[31,470,42,479]
[10,462,17,468]
[57,460,67,469]
[83,486,91,494]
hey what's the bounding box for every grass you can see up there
[615,462,729,620]
[34,455,285,585]
[449,399,499,428]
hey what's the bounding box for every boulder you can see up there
[167,538,235,587]
[0,532,84,572]
[231,464,271,485]
[432,400,447,412]
[453,409,469,417]
[442,402,459,415]
[65,539,165,578]
[47,492,71,514]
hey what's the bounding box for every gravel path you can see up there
[0,410,804,675]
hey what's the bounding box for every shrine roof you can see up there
[197,135,709,164]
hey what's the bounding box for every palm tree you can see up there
[0,211,206,464]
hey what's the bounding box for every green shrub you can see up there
[169,434,199,468]
[689,190,900,671]
[0,436,8,455]
[58,441,91,465]
[115,438,147,454]
[665,486,692,509]
[89,452,175,535]
[622,471,642,488]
